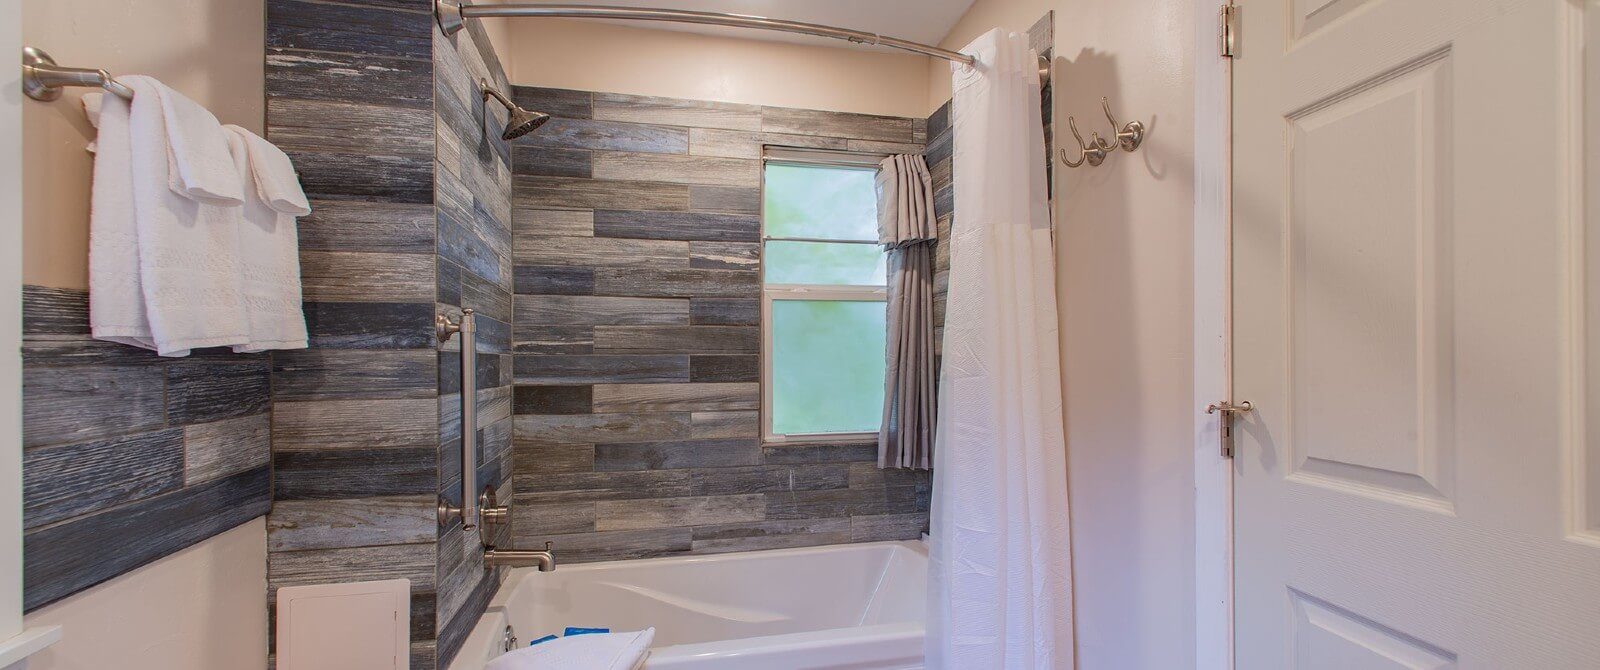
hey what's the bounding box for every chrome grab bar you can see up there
[437,310,480,529]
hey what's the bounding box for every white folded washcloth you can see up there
[84,91,157,350]
[153,79,244,205]
[229,125,311,216]
[121,75,249,357]
[222,125,309,353]
[486,629,655,670]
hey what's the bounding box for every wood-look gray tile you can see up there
[514,235,688,269]
[687,185,760,214]
[593,268,758,299]
[513,385,592,415]
[515,118,688,154]
[591,383,758,413]
[268,541,436,592]
[691,463,850,496]
[845,139,925,154]
[760,107,914,143]
[298,200,436,254]
[23,428,184,530]
[691,298,759,325]
[272,349,436,401]
[509,501,597,535]
[689,355,758,383]
[512,326,595,355]
[267,49,432,109]
[689,242,759,271]
[184,414,272,485]
[512,146,591,178]
[850,513,928,542]
[515,175,691,213]
[687,128,846,159]
[595,494,764,531]
[592,152,760,187]
[593,326,758,353]
[273,447,437,500]
[593,438,761,471]
[273,398,439,451]
[299,251,436,302]
[267,496,436,551]
[22,365,165,448]
[287,149,435,203]
[592,92,761,131]
[25,466,269,612]
[514,412,693,445]
[513,355,689,385]
[689,517,851,554]
[513,208,594,238]
[266,0,432,60]
[300,302,435,348]
[514,295,689,326]
[22,285,89,335]
[513,265,595,296]
[513,469,695,503]
[268,98,435,159]
[166,361,271,426]
[592,210,759,243]
[512,86,592,119]
[689,410,760,440]
[513,441,595,474]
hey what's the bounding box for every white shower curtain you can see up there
[926,28,1074,670]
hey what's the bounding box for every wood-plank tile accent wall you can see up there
[509,87,932,562]
[264,0,443,666]
[20,286,272,612]
[433,11,517,666]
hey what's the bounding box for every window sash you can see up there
[760,152,890,443]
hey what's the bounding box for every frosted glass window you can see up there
[763,164,879,241]
[771,300,887,435]
[763,159,888,438]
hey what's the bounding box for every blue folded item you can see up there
[527,634,559,647]
[564,627,610,636]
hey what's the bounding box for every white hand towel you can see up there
[122,75,249,357]
[230,126,311,216]
[85,91,157,351]
[486,629,655,670]
[154,80,244,205]
[223,125,309,353]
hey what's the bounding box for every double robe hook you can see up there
[1060,97,1145,168]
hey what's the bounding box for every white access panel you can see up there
[277,578,410,670]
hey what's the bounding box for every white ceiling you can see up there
[506,0,979,53]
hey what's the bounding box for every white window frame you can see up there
[760,147,890,444]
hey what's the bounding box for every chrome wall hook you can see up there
[1059,97,1144,168]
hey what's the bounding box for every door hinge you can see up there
[1206,401,1253,458]
[1219,3,1239,58]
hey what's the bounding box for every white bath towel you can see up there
[122,75,249,356]
[230,126,311,216]
[486,629,654,670]
[155,80,243,205]
[223,125,309,352]
[85,92,157,350]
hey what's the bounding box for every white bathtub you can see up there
[449,540,927,670]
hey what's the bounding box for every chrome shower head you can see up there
[480,80,549,141]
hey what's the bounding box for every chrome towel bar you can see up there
[22,47,134,102]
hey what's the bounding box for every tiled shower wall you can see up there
[19,287,272,612]
[507,88,933,561]
[263,1,514,666]
[433,13,517,665]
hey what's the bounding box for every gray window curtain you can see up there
[876,154,938,469]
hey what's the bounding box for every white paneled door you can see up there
[1232,0,1600,668]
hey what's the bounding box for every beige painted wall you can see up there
[22,520,269,670]
[21,0,265,290]
[491,18,931,118]
[935,2,1199,669]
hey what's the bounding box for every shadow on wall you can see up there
[1052,44,1197,665]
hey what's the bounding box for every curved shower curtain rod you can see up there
[435,1,981,66]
